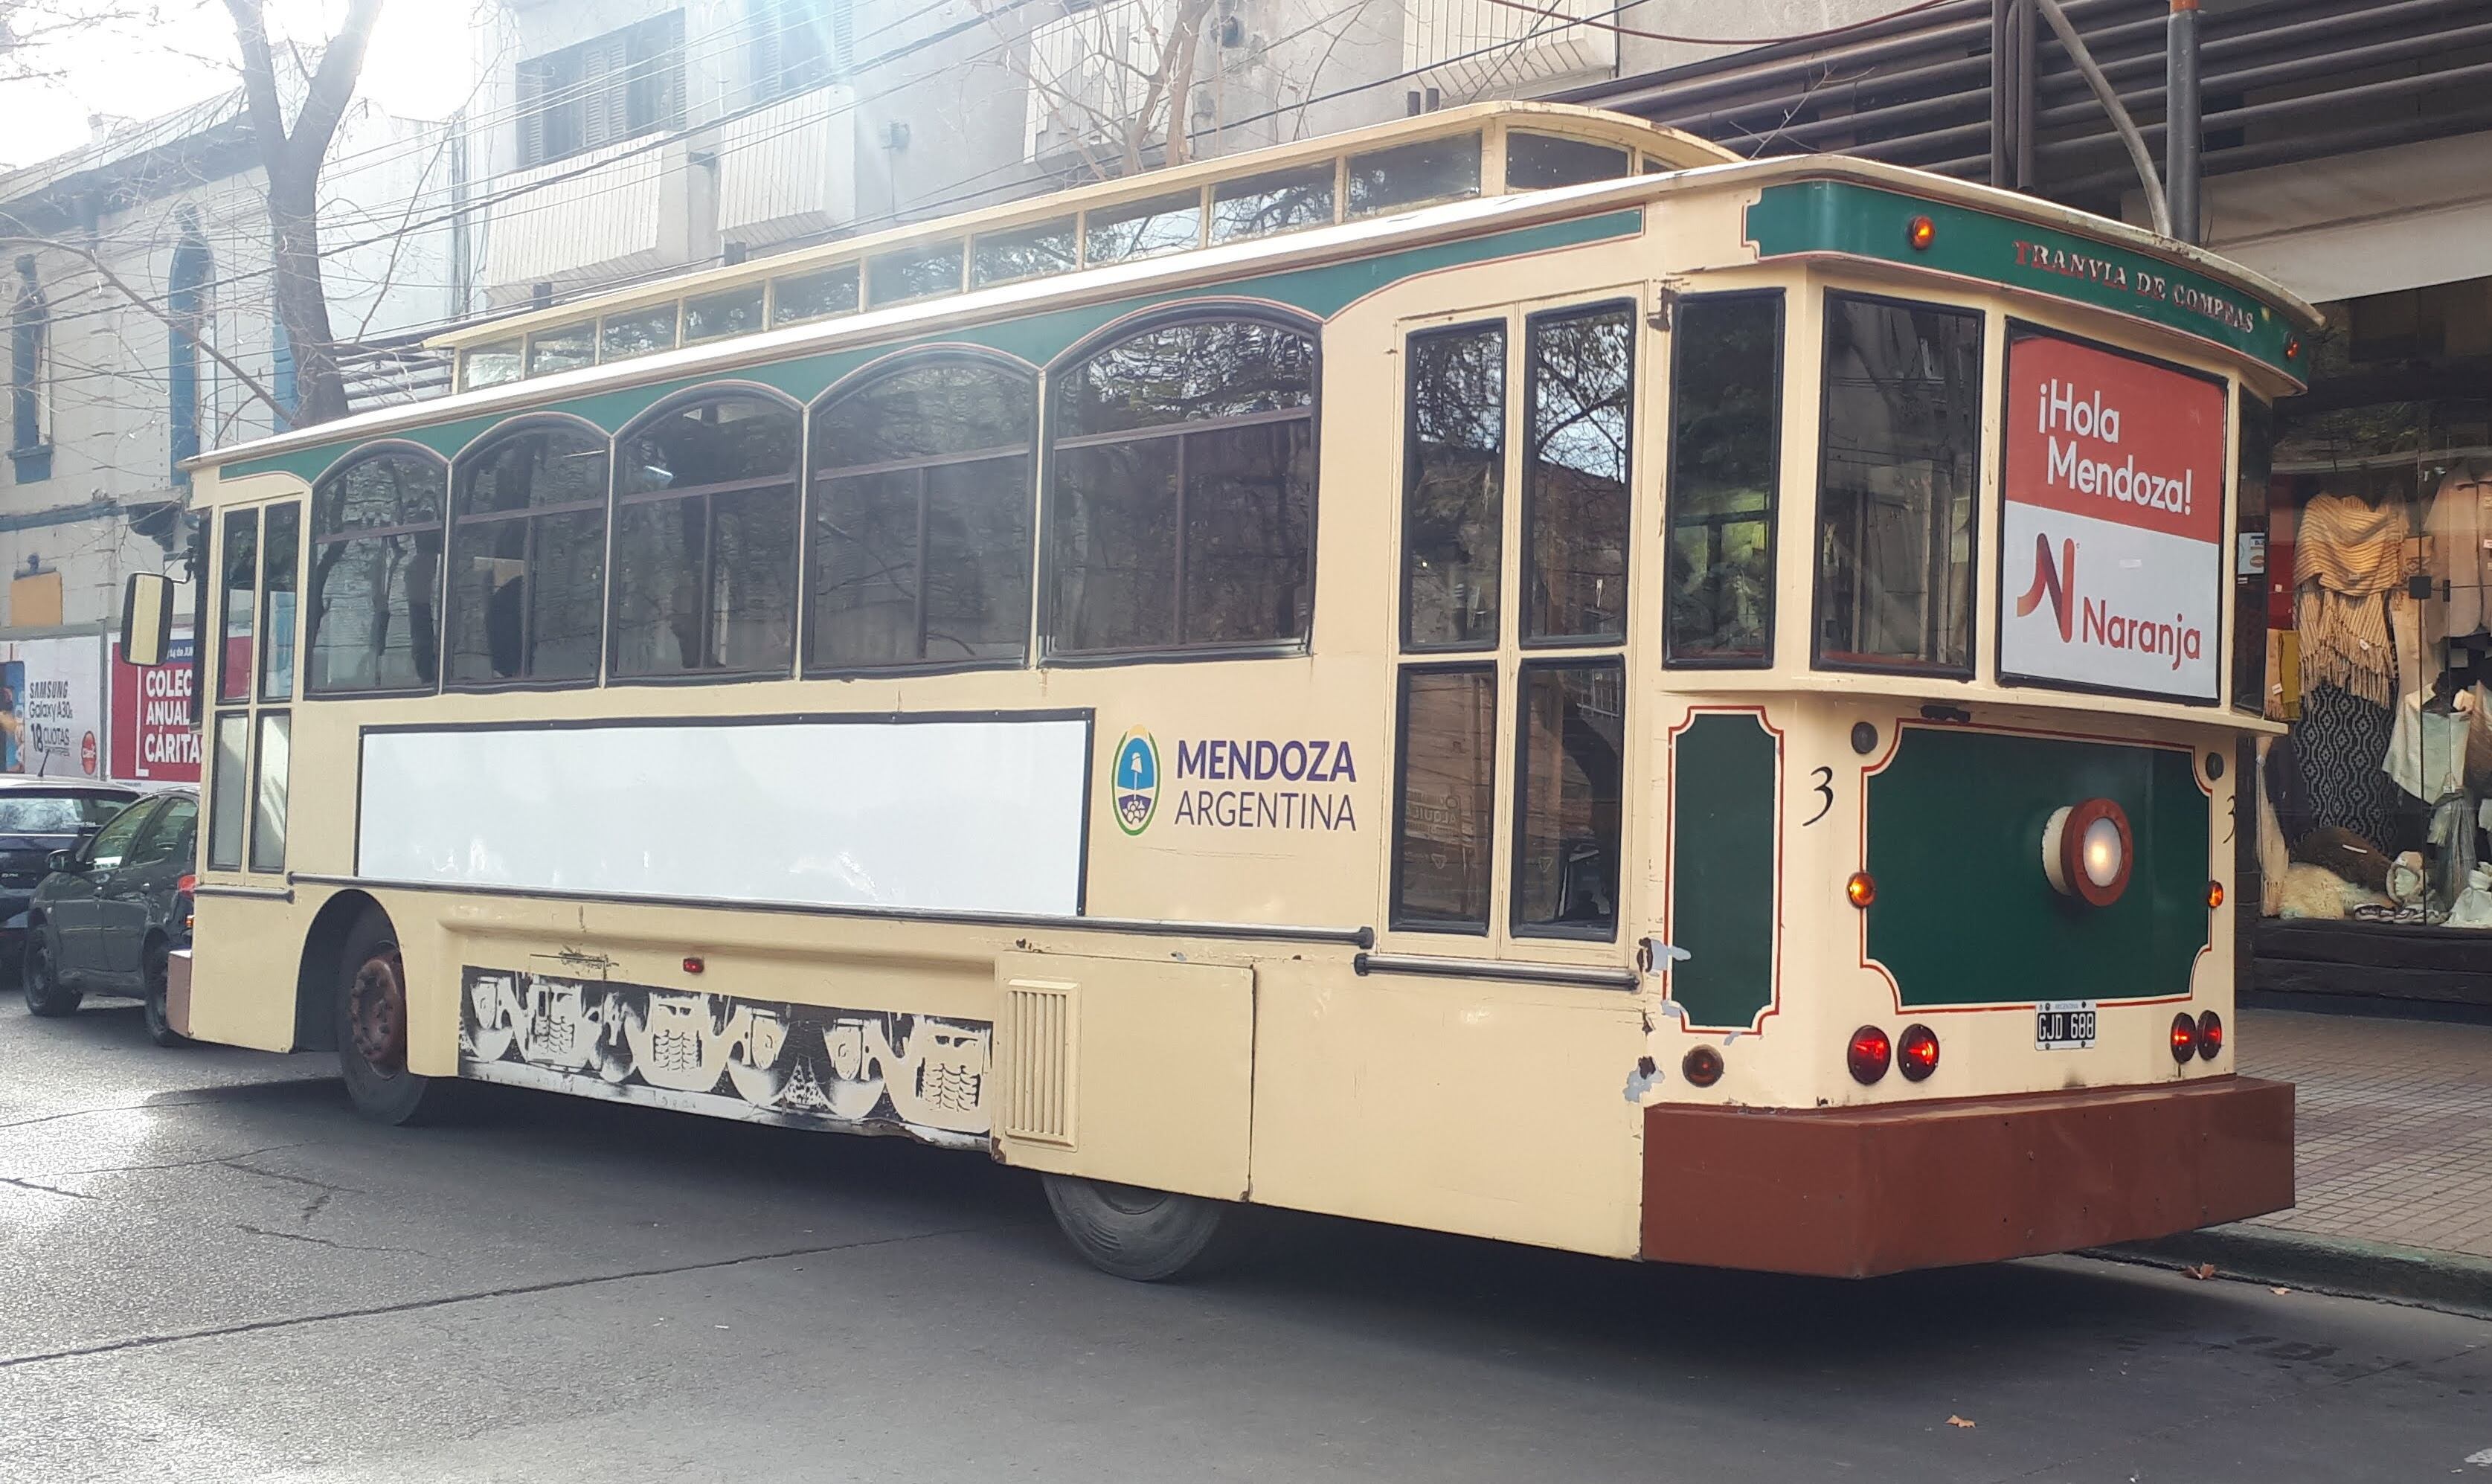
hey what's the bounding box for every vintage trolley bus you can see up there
[155,101,2302,1279]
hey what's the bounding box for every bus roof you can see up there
[195,150,2320,486]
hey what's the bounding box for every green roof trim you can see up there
[222,208,1644,489]
[1744,179,2302,377]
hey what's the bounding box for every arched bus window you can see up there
[1047,314,1316,656]
[808,357,1036,671]
[611,391,801,678]
[306,446,448,695]
[447,420,611,687]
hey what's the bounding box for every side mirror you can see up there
[45,849,71,874]
[122,572,176,667]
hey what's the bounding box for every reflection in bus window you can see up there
[601,305,678,362]
[307,449,446,694]
[1401,322,1504,650]
[1049,318,1317,655]
[1348,135,1481,216]
[460,340,521,391]
[1393,666,1497,932]
[1666,293,1782,664]
[207,712,247,870]
[973,218,1076,286]
[868,241,964,307]
[1085,192,1202,265]
[1514,660,1624,939]
[1505,132,1630,190]
[810,362,1035,669]
[217,507,257,703]
[1211,165,1335,242]
[449,423,610,685]
[684,286,764,344]
[525,322,595,376]
[1815,293,1983,672]
[250,710,290,873]
[1523,303,1634,643]
[259,502,300,700]
[611,395,800,678]
[771,264,859,326]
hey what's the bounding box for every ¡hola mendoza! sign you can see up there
[1998,332,2226,702]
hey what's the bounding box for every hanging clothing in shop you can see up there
[2296,681,2398,847]
[2295,490,2407,706]
[2383,688,2469,805]
[2427,465,2492,640]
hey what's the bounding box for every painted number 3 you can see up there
[1803,766,1834,826]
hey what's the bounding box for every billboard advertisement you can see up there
[0,635,106,778]
[1997,330,2228,703]
[109,632,201,784]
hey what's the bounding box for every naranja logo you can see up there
[2015,533,2076,641]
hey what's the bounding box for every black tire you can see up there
[1041,1174,1245,1282]
[141,936,187,1047]
[19,923,80,1018]
[334,908,440,1126]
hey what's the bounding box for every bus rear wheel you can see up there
[335,908,440,1126]
[1041,1174,1240,1282]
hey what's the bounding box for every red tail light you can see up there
[176,874,196,895]
[2197,1011,2224,1060]
[2169,1012,2199,1064]
[1898,1023,1940,1082]
[1682,1045,1724,1088]
[1847,1024,1892,1084]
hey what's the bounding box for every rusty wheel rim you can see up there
[348,951,408,1078]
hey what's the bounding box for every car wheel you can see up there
[141,937,187,1047]
[335,908,443,1125]
[19,925,80,1018]
[1041,1174,1247,1282]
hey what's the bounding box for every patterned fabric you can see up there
[2295,682,2398,848]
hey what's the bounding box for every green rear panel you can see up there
[1863,726,2209,1007]
[1668,711,1779,1030]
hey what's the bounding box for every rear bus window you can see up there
[1522,303,1634,645]
[1665,292,1782,665]
[207,713,248,870]
[1349,135,1481,216]
[1505,132,1630,190]
[1814,293,1984,674]
[1514,661,1625,939]
[216,507,257,703]
[1391,666,1497,931]
[1401,321,1505,650]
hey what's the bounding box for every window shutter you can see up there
[750,0,785,103]
[831,0,854,77]
[582,36,628,149]
[516,58,550,167]
[655,11,686,129]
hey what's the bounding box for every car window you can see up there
[132,798,199,867]
[0,792,131,835]
[83,800,157,870]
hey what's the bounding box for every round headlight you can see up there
[2042,798,2134,908]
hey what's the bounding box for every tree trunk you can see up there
[266,170,347,425]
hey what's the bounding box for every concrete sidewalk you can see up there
[2116,1007,2492,1313]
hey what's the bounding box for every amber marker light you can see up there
[1846,870,1878,908]
[2207,879,2226,909]
[1907,213,1937,251]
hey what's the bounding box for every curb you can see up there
[2091,1224,2492,1319]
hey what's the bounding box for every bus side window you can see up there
[1814,292,1985,675]
[259,501,300,700]
[1401,321,1505,651]
[216,507,257,704]
[306,447,449,696]
[1390,665,1497,933]
[1522,302,1634,645]
[1047,315,1317,656]
[810,359,1035,671]
[447,422,611,687]
[1665,292,1783,666]
[1513,660,1625,939]
[611,393,802,679]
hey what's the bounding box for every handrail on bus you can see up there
[284,872,1377,949]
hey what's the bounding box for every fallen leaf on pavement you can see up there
[2184,1262,2218,1279]
[1947,1416,1976,1429]
[2270,1286,2291,1295]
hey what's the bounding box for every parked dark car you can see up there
[20,788,198,1046]
[0,778,143,978]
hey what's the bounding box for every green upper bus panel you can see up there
[221,209,1643,490]
[1744,179,2303,379]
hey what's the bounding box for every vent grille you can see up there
[1002,978,1077,1146]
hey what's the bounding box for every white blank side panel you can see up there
[359,716,1090,916]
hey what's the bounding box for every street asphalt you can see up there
[4,997,2488,1484]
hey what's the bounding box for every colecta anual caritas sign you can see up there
[1998,331,2226,703]
[108,633,200,783]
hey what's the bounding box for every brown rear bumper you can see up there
[1640,1076,2294,1277]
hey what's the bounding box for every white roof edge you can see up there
[196,153,2317,474]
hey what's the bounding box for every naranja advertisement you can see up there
[0,635,106,778]
[1998,330,2228,703]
